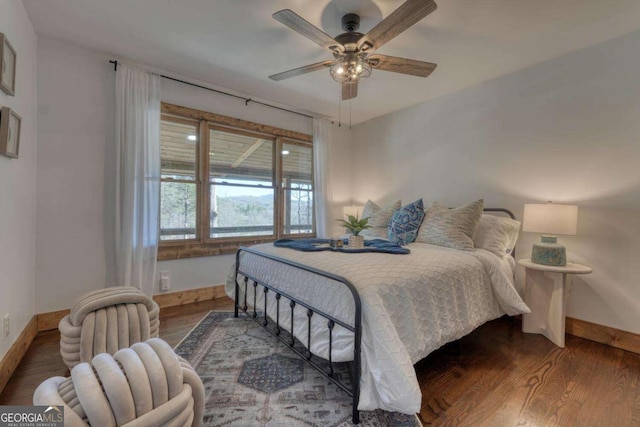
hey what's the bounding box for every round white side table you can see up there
[517,258,592,347]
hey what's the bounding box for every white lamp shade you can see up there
[522,203,578,236]
[343,205,364,219]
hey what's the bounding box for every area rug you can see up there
[175,311,422,427]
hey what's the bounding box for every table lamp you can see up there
[522,202,578,266]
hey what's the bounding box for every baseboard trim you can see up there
[153,285,227,309]
[37,285,227,332]
[566,317,640,354]
[0,316,38,393]
[36,309,70,333]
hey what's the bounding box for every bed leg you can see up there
[234,251,240,318]
[352,408,360,424]
[234,279,239,318]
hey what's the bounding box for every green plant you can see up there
[337,215,371,236]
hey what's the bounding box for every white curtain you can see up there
[115,64,161,296]
[313,118,334,237]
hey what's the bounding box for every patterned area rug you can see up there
[175,311,422,427]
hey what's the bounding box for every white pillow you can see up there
[473,214,521,258]
[359,199,401,238]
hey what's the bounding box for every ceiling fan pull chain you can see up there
[338,90,342,128]
[349,100,352,130]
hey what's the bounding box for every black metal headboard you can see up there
[483,208,516,219]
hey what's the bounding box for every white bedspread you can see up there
[225,242,529,414]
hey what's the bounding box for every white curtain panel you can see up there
[115,64,161,296]
[313,118,334,237]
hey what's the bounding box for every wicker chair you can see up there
[58,287,160,369]
[34,338,204,427]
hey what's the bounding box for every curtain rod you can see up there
[109,60,314,120]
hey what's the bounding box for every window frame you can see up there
[158,102,315,260]
[159,114,201,243]
[279,138,315,238]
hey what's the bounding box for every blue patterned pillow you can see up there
[388,199,425,245]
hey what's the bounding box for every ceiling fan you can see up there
[269,0,438,100]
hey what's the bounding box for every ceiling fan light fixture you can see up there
[330,55,371,83]
[270,2,439,99]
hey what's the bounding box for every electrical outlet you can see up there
[160,271,170,292]
[3,314,9,339]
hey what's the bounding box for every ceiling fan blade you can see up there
[269,60,334,81]
[368,54,437,77]
[273,9,344,52]
[358,0,437,52]
[342,81,358,101]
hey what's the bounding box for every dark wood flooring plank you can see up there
[416,318,640,426]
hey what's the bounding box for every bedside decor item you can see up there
[0,33,16,96]
[329,238,343,249]
[0,107,21,158]
[523,202,578,266]
[337,214,370,248]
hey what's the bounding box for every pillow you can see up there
[416,199,484,250]
[388,199,425,245]
[473,214,521,258]
[359,199,401,239]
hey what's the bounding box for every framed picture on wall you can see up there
[0,107,21,158]
[0,33,17,96]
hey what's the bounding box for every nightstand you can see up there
[517,258,592,347]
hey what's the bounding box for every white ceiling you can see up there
[23,0,640,124]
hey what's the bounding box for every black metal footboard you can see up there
[234,247,363,424]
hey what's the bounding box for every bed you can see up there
[226,208,530,424]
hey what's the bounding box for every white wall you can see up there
[36,38,114,314]
[0,0,38,358]
[35,38,352,312]
[351,30,640,334]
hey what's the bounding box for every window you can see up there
[158,103,315,260]
[160,117,199,241]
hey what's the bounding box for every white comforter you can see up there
[225,242,529,414]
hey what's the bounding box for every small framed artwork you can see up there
[0,107,21,158]
[0,33,17,96]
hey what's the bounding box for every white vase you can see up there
[349,235,364,249]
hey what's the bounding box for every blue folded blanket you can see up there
[273,238,410,254]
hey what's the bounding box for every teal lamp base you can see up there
[531,235,567,266]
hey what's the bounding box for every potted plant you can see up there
[337,215,371,249]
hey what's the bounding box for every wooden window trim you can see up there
[162,102,312,143]
[159,103,314,261]
[280,138,315,239]
[159,115,200,243]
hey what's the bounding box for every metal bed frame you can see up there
[234,208,516,425]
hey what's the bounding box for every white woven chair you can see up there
[58,287,160,369]
[34,338,204,427]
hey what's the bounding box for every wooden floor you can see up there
[2,299,639,426]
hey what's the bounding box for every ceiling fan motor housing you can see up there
[342,13,360,32]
